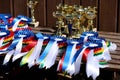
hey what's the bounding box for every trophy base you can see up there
[29,21,39,28]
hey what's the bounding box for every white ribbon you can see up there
[86,50,99,80]
[43,40,58,69]
[73,47,87,75]
[43,38,64,69]
[12,37,23,62]
[109,42,117,52]
[3,50,15,65]
[28,39,44,68]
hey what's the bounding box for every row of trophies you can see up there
[27,0,97,38]
[53,3,97,38]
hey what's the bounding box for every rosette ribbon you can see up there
[0,14,11,29]
[27,32,44,68]
[3,29,34,65]
[80,31,98,42]
[38,35,66,69]
[84,41,103,80]
[20,33,49,66]
[88,36,112,68]
[57,39,83,75]
[10,15,31,31]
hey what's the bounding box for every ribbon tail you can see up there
[57,59,62,71]
[38,40,54,68]
[44,41,58,69]
[103,48,111,61]
[3,50,15,65]
[66,63,75,76]
[74,48,86,75]
[20,48,34,66]
[28,39,43,68]
[65,44,77,75]
[13,52,28,62]
[86,50,99,80]
[12,37,23,62]
[98,48,111,68]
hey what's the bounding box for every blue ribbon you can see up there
[38,35,66,68]
[62,39,82,71]
[17,15,32,23]
[81,31,98,37]
[14,28,34,39]
[0,14,11,29]
[80,31,98,42]
[62,42,74,71]
[38,39,55,64]
[35,32,44,39]
[0,14,9,25]
[88,36,105,43]
[10,15,32,28]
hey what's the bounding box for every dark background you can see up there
[0,0,120,33]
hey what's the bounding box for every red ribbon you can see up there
[59,53,65,72]
[82,48,91,62]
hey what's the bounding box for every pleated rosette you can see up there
[3,28,35,65]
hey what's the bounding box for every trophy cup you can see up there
[73,5,86,38]
[27,0,39,27]
[85,6,97,31]
[62,5,75,38]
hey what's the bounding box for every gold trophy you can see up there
[73,5,86,38]
[27,0,39,27]
[62,5,75,38]
[85,6,97,31]
[53,11,64,36]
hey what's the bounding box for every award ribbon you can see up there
[57,39,82,75]
[71,41,102,77]
[3,29,34,64]
[42,36,66,69]
[10,15,31,31]
[27,32,44,68]
[12,29,35,62]
[20,33,49,66]
[38,35,63,68]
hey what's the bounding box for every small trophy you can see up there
[27,0,39,27]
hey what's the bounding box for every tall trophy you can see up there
[27,0,39,27]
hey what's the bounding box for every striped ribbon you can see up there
[57,39,82,75]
